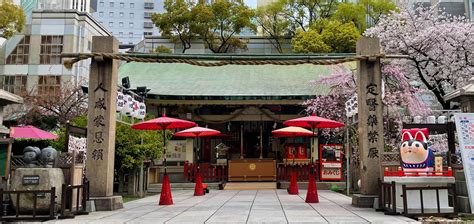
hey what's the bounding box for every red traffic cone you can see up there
[159,174,173,205]
[287,171,299,195]
[194,172,205,196]
[305,172,319,203]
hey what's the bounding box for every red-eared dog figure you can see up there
[400,128,434,174]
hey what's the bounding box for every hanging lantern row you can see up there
[116,91,146,119]
[345,94,358,118]
[403,115,450,124]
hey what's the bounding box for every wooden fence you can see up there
[0,187,56,221]
[183,162,227,182]
[277,163,320,182]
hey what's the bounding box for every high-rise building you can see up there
[92,0,164,45]
[36,0,91,12]
[0,2,110,98]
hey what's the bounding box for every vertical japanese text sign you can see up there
[86,37,119,197]
[454,113,474,214]
[356,37,384,195]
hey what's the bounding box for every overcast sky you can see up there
[245,0,257,8]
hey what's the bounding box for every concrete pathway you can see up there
[47,190,419,224]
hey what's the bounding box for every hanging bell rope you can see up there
[61,52,410,69]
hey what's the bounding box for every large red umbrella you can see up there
[132,113,196,174]
[174,126,220,196]
[283,114,344,168]
[272,126,315,138]
[132,114,197,130]
[132,113,196,205]
[283,114,344,129]
[10,125,58,140]
[174,126,221,138]
[174,126,220,165]
[283,114,344,203]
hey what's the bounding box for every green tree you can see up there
[292,29,331,53]
[0,1,25,39]
[332,2,366,31]
[150,45,172,53]
[321,20,360,53]
[255,2,290,53]
[279,0,339,32]
[360,0,397,25]
[191,0,256,53]
[293,20,360,53]
[115,116,167,173]
[151,0,195,53]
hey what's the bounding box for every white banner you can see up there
[454,113,474,214]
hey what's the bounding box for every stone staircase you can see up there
[455,170,471,213]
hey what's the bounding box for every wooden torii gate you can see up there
[62,36,399,210]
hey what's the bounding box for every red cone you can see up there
[194,172,205,196]
[287,171,299,195]
[305,173,319,203]
[159,174,173,205]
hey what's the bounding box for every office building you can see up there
[0,7,110,97]
[92,0,164,45]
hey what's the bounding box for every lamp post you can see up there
[136,86,148,198]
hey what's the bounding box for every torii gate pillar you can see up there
[352,37,384,208]
[86,36,123,211]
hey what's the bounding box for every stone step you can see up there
[455,180,469,197]
[148,182,221,193]
[223,182,276,190]
[455,170,465,181]
[278,181,346,191]
[457,195,472,213]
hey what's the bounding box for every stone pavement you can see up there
[47,190,419,224]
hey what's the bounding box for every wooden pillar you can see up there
[356,37,384,197]
[86,36,123,210]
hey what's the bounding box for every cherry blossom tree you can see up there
[364,4,474,109]
[304,64,430,150]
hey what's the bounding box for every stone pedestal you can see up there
[91,196,124,211]
[384,176,455,213]
[10,168,64,213]
[352,194,378,208]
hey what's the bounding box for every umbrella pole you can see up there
[163,129,167,175]
[311,127,315,174]
[197,136,200,172]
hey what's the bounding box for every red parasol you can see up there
[132,113,196,205]
[131,114,196,130]
[174,126,220,196]
[174,126,221,138]
[283,114,344,203]
[283,114,344,129]
[10,126,58,140]
[131,113,196,174]
[272,126,315,138]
